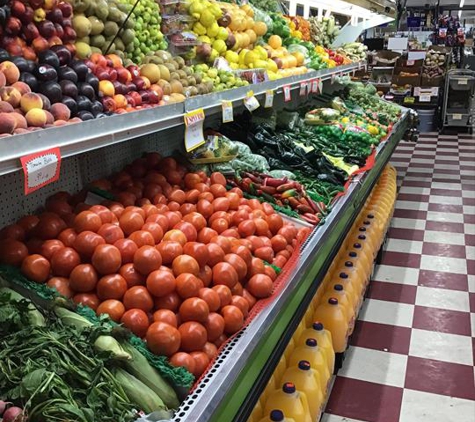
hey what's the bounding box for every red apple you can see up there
[95,67,110,81]
[127,65,140,78]
[32,36,49,52]
[20,7,35,25]
[58,2,72,18]
[116,67,132,84]
[126,82,137,93]
[83,59,96,73]
[107,67,117,82]
[125,94,136,107]
[5,43,23,57]
[133,77,146,90]
[62,27,76,43]
[23,22,40,42]
[129,91,142,106]
[148,90,160,104]
[37,20,55,38]
[46,8,63,23]
[139,90,149,103]
[23,47,37,61]
[90,53,108,68]
[152,85,163,102]
[48,36,62,47]
[30,0,46,9]
[112,81,126,95]
[62,18,72,27]
[10,1,26,18]
[54,23,64,39]
[101,96,116,112]
[5,17,22,36]
[65,43,76,56]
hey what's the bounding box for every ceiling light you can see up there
[459,0,464,7]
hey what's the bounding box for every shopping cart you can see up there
[441,69,475,133]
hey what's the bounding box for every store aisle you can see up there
[321,132,475,422]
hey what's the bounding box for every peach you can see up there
[11,112,27,129]
[25,108,47,127]
[12,81,31,95]
[0,72,5,88]
[53,119,68,127]
[50,103,70,121]
[0,101,14,113]
[0,87,21,108]
[0,62,20,84]
[44,110,54,125]
[20,93,43,113]
[14,128,30,135]
[0,113,17,134]
[113,94,127,109]
[98,80,115,97]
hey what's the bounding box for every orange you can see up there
[268,35,282,49]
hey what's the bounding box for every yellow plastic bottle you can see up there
[322,284,355,333]
[264,383,312,422]
[335,272,361,313]
[249,398,264,422]
[274,356,288,386]
[258,409,296,422]
[262,373,278,404]
[284,337,296,362]
[281,361,323,420]
[337,261,366,296]
[313,298,349,353]
[288,339,331,397]
[348,241,373,272]
[297,322,334,375]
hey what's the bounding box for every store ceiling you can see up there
[405,0,475,20]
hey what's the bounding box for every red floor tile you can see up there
[460,165,475,171]
[459,155,475,161]
[461,174,475,181]
[412,305,472,336]
[421,242,466,259]
[468,260,475,276]
[416,147,437,151]
[397,193,431,202]
[405,171,434,178]
[433,169,461,175]
[388,227,425,241]
[463,197,475,206]
[393,209,428,220]
[405,356,475,400]
[462,183,475,191]
[435,151,459,156]
[435,159,462,165]
[466,234,475,247]
[402,180,432,188]
[425,221,465,233]
[381,251,421,268]
[351,320,412,355]
[432,177,462,183]
[430,188,462,197]
[412,154,436,159]
[428,203,464,213]
[470,293,475,312]
[391,156,411,162]
[325,377,403,422]
[409,162,435,169]
[367,281,417,304]
[464,214,475,224]
[418,269,468,292]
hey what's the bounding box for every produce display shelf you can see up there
[0,62,362,177]
[170,108,410,422]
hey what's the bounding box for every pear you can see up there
[72,0,92,13]
[88,16,104,35]
[103,21,119,37]
[73,15,92,38]
[94,0,109,20]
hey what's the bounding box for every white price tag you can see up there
[306,80,312,94]
[312,79,319,93]
[184,108,205,152]
[407,60,415,66]
[459,78,468,85]
[419,94,431,102]
[299,82,306,96]
[331,73,336,84]
[283,85,291,102]
[21,147,61,195]
[244,91,260,111]
[452,114,462,120]
[264,90,274,108]
[318,79,323,93]
[222,100,233,123]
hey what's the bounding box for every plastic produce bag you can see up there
[304,108,341,125]
[276,111,301,130]
[187,132,239,163]
[234,141,252,156]
[268,170,296,179]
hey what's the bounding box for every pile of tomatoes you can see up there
[0,153,308,379]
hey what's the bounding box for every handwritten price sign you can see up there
[20,147,61,195]
[184,108,205,152]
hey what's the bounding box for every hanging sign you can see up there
[283,85,291,102]
[184,108,205,152]
[244,91,260,112]
[264,90,274,108]
[222,101,233,123]
[312,79,319,93]
[21,147,61,195]
[299,82,306,96]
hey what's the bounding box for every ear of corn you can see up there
[94,335,132,361]
[54,306,94,329]
[120,341,180,409]
[114,367,166,414]
[0,287,45,326]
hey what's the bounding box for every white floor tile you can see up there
[415,286,470,312]
[463,205,475,215]
[430,182,462,191]
[395,200,429,211]
[399,186,431,195]
[435,155,459,161]
[409,328,473,366]
[423,230,465,245]
[338,346,408,387]
[407,167,434,173]
[404,176,433,182]
[433,163,460,170]
[471,313,475,337]
[465,223,475,234]
[459,152,475,158]
[460,169,475,177]
[426,210,464,223]
[429,195,463,206]
[390,217,426,230]
[467,246,475,260]
[420,255,467,275]
[373,265,419,286]
[468,275,475,293]
[359,299,414,328]
[411,158,435,164]
[432,173,461,180]
[321,414,367,422]
[386,238,423,254]
[462,190,475,199]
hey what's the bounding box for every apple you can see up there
[10,1,26,18]
[37,20,56,38]
[127,65,140,79]
[107,67,117,82]
[113,94,127,109]
[54,23,64,39]
[101,96,116,112]
[139,90,149,103]
[32,37,50,52]
[63,27,76,43]
[44,0,58,11]
[23,23,40,42]
[57,2,72,18]
[5,17,22,36]
[125,94,136,107]
[129,91,142,106]
[90,53,108,68]
[30,0,46,9]
[148,90,160,104]
[95,66,109,81]
[116,67,132,84]
[48,36,62,47]
[83,59,96,73]
[133,77,146,90]
[46,8,63,23]
[20,7,35,25]
[112,81,126,95]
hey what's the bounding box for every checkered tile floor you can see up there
[322,132,475,422]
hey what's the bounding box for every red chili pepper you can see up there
[297,204,314,214]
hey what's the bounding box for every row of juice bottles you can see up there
[249,166,398,422]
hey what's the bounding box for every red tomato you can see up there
[273,255,288,269]
[96,299,125,322]
[69,263,98,293]
[51,247,80,277]
[20,254,50,283]
[206,243,225,267]
[197,228,218,244]
[172,255,200,277]
[179,297,209,323]
[212,262,238,288]
[180,203,197,216]
[142,204,159,218]
[97,224,124,244]
[153,309,178,327]
[209,211,230,225]
[212,285,232,307]
[170,352,196,374]
[210,218,228,234]
[179,321,207,352]
[212,197,230,212]
[231,209,249,226]
[221,305,244,335]
[74,231,106,259]
[198,287,221,312]
[183,212,207,231]
[198,265,212,287]
[204,312,225,342]
[247,274,273,298]
[242,289,257,310]
[246,235,264,252]
[109,203,125,218]
[278,225,297,244]
[163,229,187,246]
[231,295,249,318]
[123,286,154,312]
[47,277,73,298]
[270,234,288,252]
[128,230,155,247]
[267,214,284,234]
[184,173,201,189]
[156,241,183,265]
[143,184,162,201]
[225,192,240,210]
[196,199,214,220]
[146,322,181,356]
[173,222,197,242]
[264,265,277,281]
[262,202,275,216]
[133,245,162,275]
[169,189,186,204]
[119,263,145,288]
[210,172,226,186]
[195,182,210,193]
[142,222,163,244]
[33,213,66,240]
[145,215,168,234]
[96,274,128,300]
[230,245,252,268]
[73,293,100,310]
[185,189,200,204]
[17,215,39,234]
[119,211,144,236]
[183,242,209,267]
[190,351,210,378]
[114,238,138,264]
[203,342,218,361]
[74,211,102,233]
[58,228,77,248]
[175,273,203,299]
[231,281,243,296]
[92,244,122,275]
[121,308,150,338]
[247,257,266,279]
[146,270,176,297]
[247,199,262,210]
[25,238,43,255]
[154,291,181,312]
[210,235,232,254]
[254,246,274,263]
[210,184,226,198]
[223,253,247,281]
[0,224,25,241]
[39,239,64,260]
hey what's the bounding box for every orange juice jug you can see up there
[337,261,366,295]
[348,242,373,271]
[258,409,296,422]
[360,220,383,251]
[313,298,349,353]
[264,383,312,422]
[304,299,316,327]
[285,337,296,361]
[293,320,306,343]
[249,398,264,422]
[288,339,331,396]
[336,272,361,313]
[323,284,355,333]
[281,361,323,420]
[262,373,278,404]
[274,355,288,385]
[356,227,378,252]
[297,322,334,374]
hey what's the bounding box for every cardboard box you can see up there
[421,75,444,87]
[392,74,421,86]
[374,50,401,66]
[431,45,451,54]
[394,66,422,76]
[396,58,424,68]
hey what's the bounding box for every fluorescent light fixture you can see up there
[458,10,462,18]
[459,0,464,7]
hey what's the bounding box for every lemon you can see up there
[207,22,219,37]
[254,59,268,69]
[193,22,207,35]
[216,27,229,41]
[225,50,239,63]
[209,48,219,62]
[254,46,268,60]
[229,62,239,70]
[238,48,249,63]
[200,9,215,27]
[212,39,227,54]
[244,50,258,66]
[266,59,278,72]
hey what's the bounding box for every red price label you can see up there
[299,82,306,96]
[312,79,319,93]
[21,147,61,195]
[283,85,291,102]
